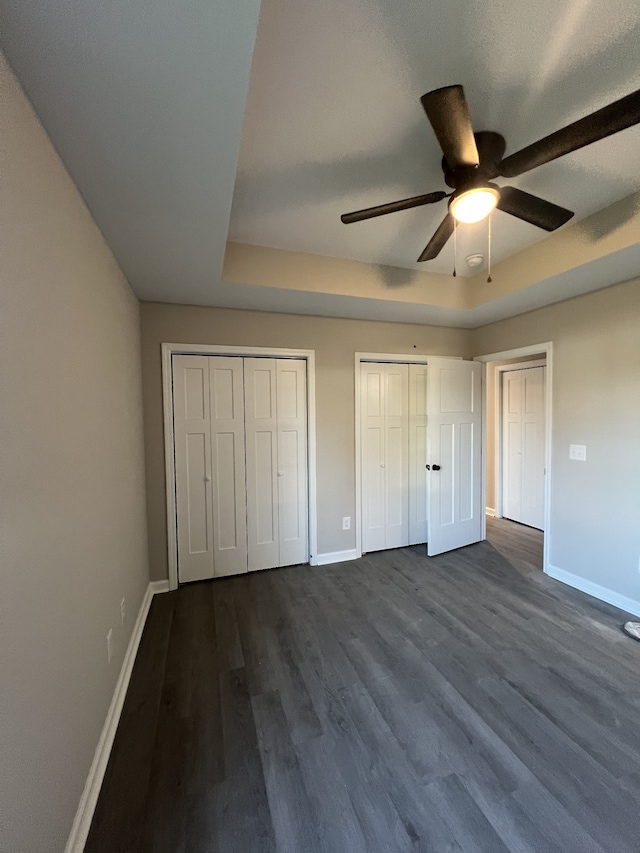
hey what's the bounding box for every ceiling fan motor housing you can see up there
[442,131,506,190]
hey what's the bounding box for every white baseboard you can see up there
[310,548,360,567]
[546,564,640,618]
[64,580,169,853]
[486,507,496,517]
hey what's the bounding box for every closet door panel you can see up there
[361,365,386,552]
[409,364,428,545]
[360,362,409,552]
[173,355,215,583]
[209,357,247,577]
[245,358,279,571]
[384,364,409,549]
[277,360,308,567]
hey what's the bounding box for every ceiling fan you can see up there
[341,85,640,262]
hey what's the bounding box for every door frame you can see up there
[354,352,461,559]
[474,342,553,575]
[162,342,317,590]
[495,359,547,522]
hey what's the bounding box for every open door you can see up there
[427,358,483,556]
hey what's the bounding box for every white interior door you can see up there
[173,355,215,583]
[276,360,308,567]
[209,357,248,577]
[361,362,409,552]
[409,364,428,545]
[427,358,483,556]
[502,366,545,529]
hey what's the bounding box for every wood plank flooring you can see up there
[86,539,640,853]
[485,515,543,577]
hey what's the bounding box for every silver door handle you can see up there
[204,475,211,482]
[277,472,283,477]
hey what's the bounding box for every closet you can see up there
[359,356,483,558]
[172,355,308,583]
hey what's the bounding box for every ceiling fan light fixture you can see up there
[450,186,500,224]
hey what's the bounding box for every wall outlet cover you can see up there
[569,444,587,461]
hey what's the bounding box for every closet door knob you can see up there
[204,475,211,482]
[277,472,283,477]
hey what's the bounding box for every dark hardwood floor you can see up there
[485,515,543,577]
[86,536,640,853]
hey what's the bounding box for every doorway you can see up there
[475,343,553,576]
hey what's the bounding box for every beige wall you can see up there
[473,277,640,606]
[140,303,472,580]
[1,54,150,852]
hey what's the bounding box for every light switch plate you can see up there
[569,444,587,461]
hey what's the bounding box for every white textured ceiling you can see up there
[230,0,640,274]
[1,0,640,320]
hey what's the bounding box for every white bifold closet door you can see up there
[173,355,247,582]
[361,362,409,552]
[502,366,545,530]
[361,362,428,552]
[244,358,308,572]
[173,355,308,583]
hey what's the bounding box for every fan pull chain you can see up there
[452,217,457,277]
[487,212,493,283]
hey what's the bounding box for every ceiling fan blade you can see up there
[420,85,479,169]
[341,191,447,224]
[497,186,573,231]
[499,88,640,177]
[417,212,454,261]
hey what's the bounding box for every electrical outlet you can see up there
[107,629,113,664]
[120,598,126,625]
[569,444,586,461]
[342,516,351,530]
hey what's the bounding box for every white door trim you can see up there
[162,342,317,590]
[354,352,462,558]
[474,343,553,576]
